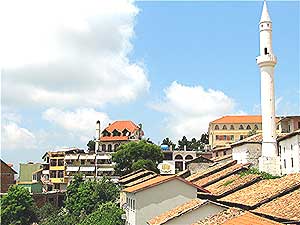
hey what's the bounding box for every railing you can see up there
[256,54,277,65]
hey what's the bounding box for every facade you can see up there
[122,176,208,225]
[18,162,44,193]
[277,130,300,175]
[208,115,263,148]
[162,150,197,172]
[212,146,232,158]
[278,116,300,133]
[256,0,281,176]
[96,120,144,153]
[0,159,17,193]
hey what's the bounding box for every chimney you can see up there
[95,120,100,152]
[183,145,187,151]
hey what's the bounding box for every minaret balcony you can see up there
[256,54,277,66]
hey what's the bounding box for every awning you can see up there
[97,167,114,172]
[80,167,96,172]
[66,167,80,172]
[65,155,79,160]
[96,155,111,160]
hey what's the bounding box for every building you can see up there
[277,130,300,175]
[278,116,300,133]
[256,0,281,175]
[208,115,264,148]
[0,159,17,193]
[96,120,144,152]
[17,162,44,193]
[212,146,232,158]
[121,175,209,225]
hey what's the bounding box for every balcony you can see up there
[256,54,277,66]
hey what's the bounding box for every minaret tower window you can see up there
[264,48,268,55]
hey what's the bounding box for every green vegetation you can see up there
[112,140,163,176]
[87,139,95,151]
[0,185,37,225]
[79,202,124,225]
[223,179,235,186]
[240,167,280,179]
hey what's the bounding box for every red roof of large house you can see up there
[211,116,262,124]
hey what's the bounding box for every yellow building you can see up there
[208,115,264,149]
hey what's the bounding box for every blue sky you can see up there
[1,0,299,171]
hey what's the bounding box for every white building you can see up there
[278,130,300,175]
[256,0,281,175]
[121,175,209,225]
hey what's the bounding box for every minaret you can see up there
[256,0,280,175]
[95,120,101,152]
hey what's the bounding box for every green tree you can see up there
[64,175,119,216]
[178,136,191,150]
[87,139,95,151]
[200,132,209,144]
[247,128,257,137]
[37,203,59,222]
[79,202,124,225]
[132,159,159,173]
[112,140,163,175]
[0,185,37,225]
[161,137,176,149]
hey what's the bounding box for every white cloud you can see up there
[1,122,37,150]
[42,108,111,143]
[1,0,149,108]
[151,81,236,139]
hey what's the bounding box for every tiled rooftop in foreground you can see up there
[253,188,300,222]
[219,173,300,208]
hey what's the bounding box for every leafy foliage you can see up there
[112,140,163,175]
[161,137,176,149]
[79,202,124,225]
[240,167,280,179]
[247,128,257,137]
[39,209,79,225]
[0,185,37,225]
[64,174,119,216]
[177,133,208,150]
[87,139,95,152]
[37,203,59,222]
[132,159,159,173]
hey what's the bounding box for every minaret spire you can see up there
[260,0,271,23]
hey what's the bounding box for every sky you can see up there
[1,0,299,171]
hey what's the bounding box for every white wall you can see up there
[279,134,300,175]
[131,179,197,225]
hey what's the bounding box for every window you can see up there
[185,155,193,160]
[291,158,294,168]
[222,125,227,130]
[284,147,286,153]
[284,159,286,168]
[58,159,64,166]
[261,24,263,28]
[230,125,235,130]
[175,155,183,160]
[278,145,281,156]
[254,124,259,130]
[223,151,227,156]
[298,122,300,129]
[102,144,106,152]
[133,199,135,210]
[246,125,251,130]
[291,145,293,150]
[216,152,219,157]
[50,171,56,178]
[108,144,112,152]
[267,23,270,27]
[240,135,244,140]
[230,135,234,141]
[214,125,219,130]
[58,171,64,178]
[216,135,219,140]
[264,48,268,55]
[50,159,57,166]
[223,135,227,140]
[239,125,244,130]
[114,144,119,151]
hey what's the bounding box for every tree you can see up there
[132,159,159,173]
[161,137,176,149]
[79,202,124,225]
[0,185,37,225]
[247,128,257,137]
[64,174,119,216]
[178,136,191,150]
[87,139,95,151]
[200,132,209,144]
[37,203,59,222]
[112,140,163,175]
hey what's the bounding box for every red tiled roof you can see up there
[104,120,140,133]
[211,116,262,124]
[122,175,209,194]
[100,136,130,141]
[148,199,207,225]
[221,212,283,225]
[253,188,300,222]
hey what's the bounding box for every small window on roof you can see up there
[246,125,251,130]
[215,125,219,130]
[222,125,227,130]
[239,125,244,130]
[230,125,235,130]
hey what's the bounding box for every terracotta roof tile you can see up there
[205,174,261,197]
[194,163,250,187]
[192,209,282,225]
[211,155,233,163]
[101,136,130,141]
[119,170,155,184]
[186,160,237,182]
[211,115,263,124]
[219,173,300,208]
[253,188,300,222]
[221,212,283,225]
[123,174,158,187]
[122,175,209,193]
[148,199,206,225]
[192,208,243,225]
[104,120,140,133]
